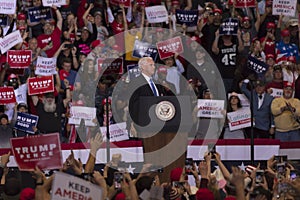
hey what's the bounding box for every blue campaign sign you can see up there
[127,64,140,80]
[27,7,53,23]
[132,40,158,61]
[175,9,198,27]
[0,14,8,26]
[247,55,269,74]
[219,18,239,36]
[14,112,39,134]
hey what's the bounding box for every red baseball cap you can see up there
[213,8,222,15]
[281,29,290,37]
[242,16,250,22]
[266,22,275,29]
[17,13,26,20]
[266,54,275,60]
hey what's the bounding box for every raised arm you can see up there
[84,133,103,173]
[53,5,63,31]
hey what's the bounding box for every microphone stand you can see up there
[105,92,110,163]
[249,81,255,165]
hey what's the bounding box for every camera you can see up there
[185,158,193,174]
[114,172,124,189]
[290,169,299,181]
[208,143,216,159]
[276,163,286,179]
[80,173,93,182]
[64,44,74,49]
[255,170,264,185]
[274,155,287,163]
[172,181,184,188]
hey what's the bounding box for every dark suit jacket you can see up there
[128,74,165,126]
[241,82,274,131]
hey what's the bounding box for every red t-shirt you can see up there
[37,27,62,57]
[260,37,275,56]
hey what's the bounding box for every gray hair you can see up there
[138,57,153,70]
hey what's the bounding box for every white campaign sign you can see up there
[35,56,57,76]
[197,99,225,118]
[68,106,97,126]
[272,0,297,17]
[145,5,168,23]
[270,88,283,98]
[227,108,252,131]
[42,0,67,7]
[100,122,129,142]
[0,0,17,14]
[0,31,23,54]
[51,172,102,200]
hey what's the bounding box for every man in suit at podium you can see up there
[128,57,165,131]
[127,57,187,183]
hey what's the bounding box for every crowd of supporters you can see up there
[0,0,300,199]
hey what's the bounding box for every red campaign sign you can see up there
[7,50,32,69]
[156,36,184,60]
[0,87,16,105]
[28,75,54,95]
[228,0,255,7]
[6,68,25,75]
[97,58,123,75]
[10,133,62,171]
[110,0,131,7]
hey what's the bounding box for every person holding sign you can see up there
[271,82,300,141]
[222,93,245,139]
[212,28,244,92]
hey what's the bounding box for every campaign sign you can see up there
[227,108,252,131]
[156,36,184,60]
[0,14,8,26]
[145,5,168,23]
[228,93,250,107]
[0,87,16,104]
[68,106,97,126]
[28,75,54,95]
[100,122,129,142]
[14,112,39,134]
[270,88,283,98]
[219,18,239,36]
[51,171,102,200]
[197,99,225,118]
[6,68,25,76]
[97,58,123,75]
[228,0,255,7]
[127,64,140,80]
[110,0,130,7]
[10,133,62,171]
[272,0,297,17]
[248,56,268,74]
[175,9,198,27]
[0,30,23,54]
[35,56,57,76]
[7,50,32,69]
[0,0,17,14]
[132,40,158,61]
[27,6,53,23]
[42,0,66,7]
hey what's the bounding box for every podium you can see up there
[136,96,192,183]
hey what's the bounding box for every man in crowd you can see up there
[37,5,63,57]
[241,79,274,138]
[271,82,300,141]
